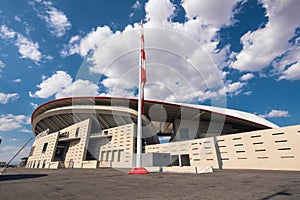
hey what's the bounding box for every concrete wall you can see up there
[63,119,91,168]
[27,119,300,171]
[98,123,136,168]
[146,125,300,171]
[26,132,59,169]
[217,125,300,170]
[146,137,219,168]
[26,119,92,169]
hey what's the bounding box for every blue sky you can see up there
[0,0,300,163]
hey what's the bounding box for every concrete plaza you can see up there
[0,168,300,199]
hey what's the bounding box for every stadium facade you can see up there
[26,97,300,171]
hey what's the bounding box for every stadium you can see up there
[26,96,300,172]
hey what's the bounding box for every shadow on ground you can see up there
[0,174,48,181]
[259,190,292,200]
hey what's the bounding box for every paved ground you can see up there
[0,168,300,200]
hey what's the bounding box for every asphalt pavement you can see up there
[0,168,299,199]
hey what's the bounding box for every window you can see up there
[42,143,48,153]
[180,154,191,166]
[171,155,179,166]
[29,146,35,156]
[42,160,47,168]
[75,127,80,137]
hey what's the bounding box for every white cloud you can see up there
[14,15,21,22]
[260,109,290,118]
[181,0,240,27]
[61,0,249,104]
[0,60,5,68]
[130,0,142,18]
[145,0,175,27]
[0,92,19,104]
[69,35,80,43]
[132,0,142,9]
[16,35,42,61]
[274,46,300,80]
[230,0,300,73]
[223,81,245,96]
[0,60,5,75]
[33,1,71,37]
[13,78,22,83]
[63,26,112,57]
[45,55,53,60]
[240,73,255,81]
[29,71,72,98]
[0,25,16,39]
[243,91,252,96]
[0,114,30,131]
[61,0,235,105]
[85,27,226,103]
[29,71,99,99]
[55,79,100,99]
[279,62,300,81]
[0,25,42,62]
[30,102,38,109]
[19,128,32,133]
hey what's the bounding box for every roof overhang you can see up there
[32,96,278,137]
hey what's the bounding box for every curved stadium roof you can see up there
[31,96,278,137]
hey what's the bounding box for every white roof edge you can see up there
[34,96,278,129]
[179,103,279,128]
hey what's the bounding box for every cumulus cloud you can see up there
[275,46,300,80]
[0,92,19,104]
[240,73,255,81]
[230,0,300,74]
[0,25,16,39]
[16,35,42,61]
[29,71,72,98]
[62,0,241,105]
[0,25,42,62]
[29,71,99,99]
[182,0,240,27]
[223,81,245,96]
[32,0,71,37]
[260,109,290,118]
[55,79,100,99]
[0,114,30,131]
[145,0,175,27]
[86,27,226,103]
[279,62,300,80]
[62,26,112,57]
[66,0,300,103]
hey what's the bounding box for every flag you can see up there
[140,21,146,114]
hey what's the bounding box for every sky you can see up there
[0,0,300,163]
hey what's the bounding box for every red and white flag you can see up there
[140,22,146,114]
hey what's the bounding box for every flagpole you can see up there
[128,21,149,175]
